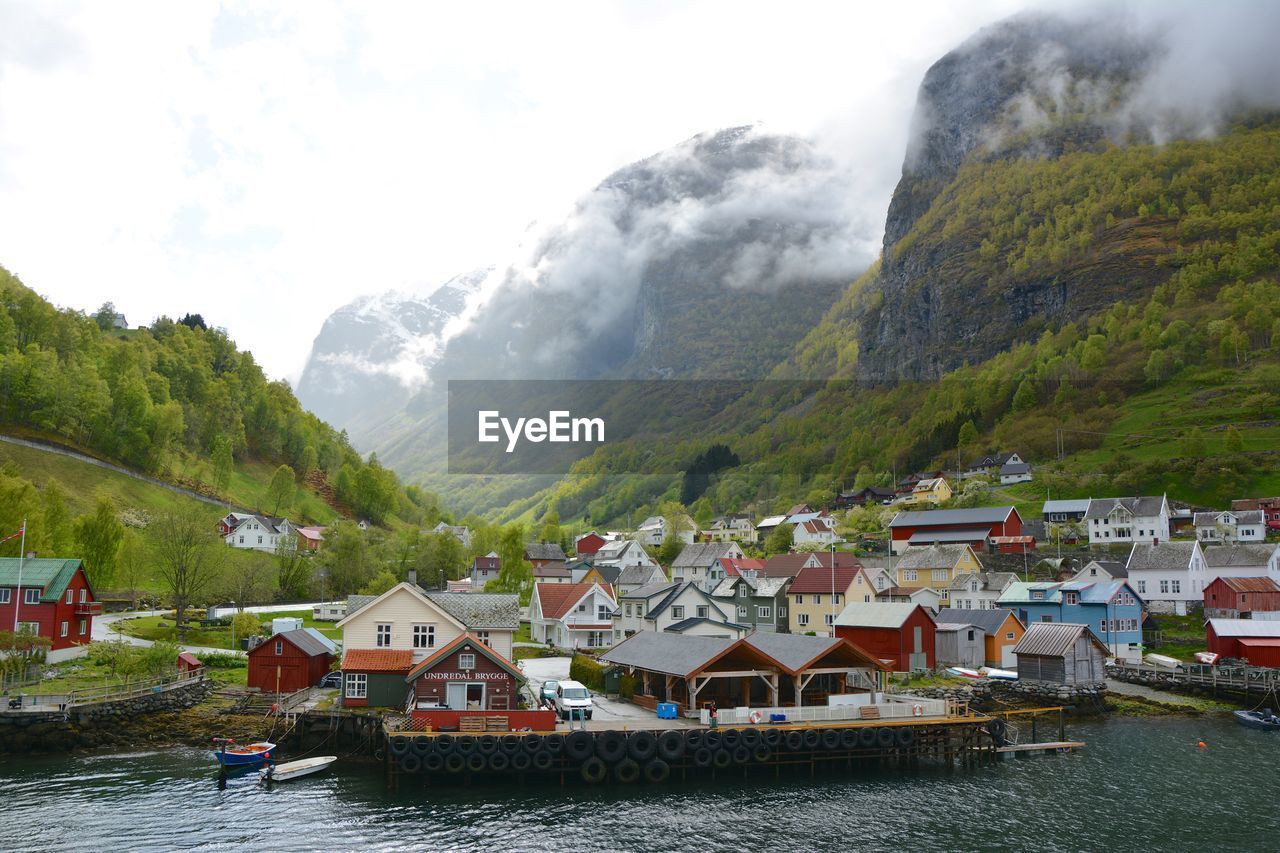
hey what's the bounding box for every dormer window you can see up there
[1031,590,1045,601]
[1063,592,1078,605]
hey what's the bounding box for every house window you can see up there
[475,631,490,646]
[80,589,87,603]
[696,605,709,619]
[967,630,975,641]
[1171,580,1181,594]
[814,595,822,605]
[16,621,38,634]
[78,619,87,635]
[779,607,787,617]
[1137,580,1147,594]
[1063,592,1078,605]
[66,589,74,604]
[758,606,772,619]
[1041,615,1053,622]
[901,570,918,582]
[625,604,633,616]
[795,594,804,605]
[824,614,835,626]
[577,603,586,612]
[459,653,476,670]
[1005,632,1015,640]
[672,606,685,619]
[1159,580,1169,594]
[23,589,39,605]
[0,589,10,604]
[376,623,392,647]
[413,624,435,649]
[798,614,810,627]
[239,536,245,543]
[834,594,842,604]
[60,621,68,638]
[598,604,611,621]
[275,640,283,655]
[739,606,749,618]
[739,586,749,597]
[257,536,263,544]
[1030,590,1044,601]
[932,569,949,582]
[345,673,367,699]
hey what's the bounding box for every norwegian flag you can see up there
[0,524,24,545]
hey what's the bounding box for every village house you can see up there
[1231,497,1280,527]
[964,452,1023,479]
[875,585,943,611]
[1203,576,1280,620]
[573,531,608,556]
[895,471,946,496]
[905,477,953,506]
[999,460,1033,485]
[934,607,1025,668]
[754,513,790,541]
[1071,560,1128,583]
[1206,619,1280,667]
[0,557,101,662]
[762,551,863,579]
[887,506,1024,555]
[710,574,790,633]
[432,522,472,549]
[833,602,937,671]
[593,538,660,572]
[1124,541,1206,614]
[524,542,568,568]
[470,553,501,589]
[670,542,744,590]
[614,562,669,595]
[529,582,617,649]
[1012,622,1108,685]
[1042,499,1090,523]
[998,579,1142,661]
[634,515,696,547]
[1195,510,1267,544]
[577,562,622,588]
[945,571,1018,610]
[223,515,297,552]
[710,556,767,586]
[703,514,758,544]
[531,563,573,584]
[891,544,984,597]
[1202,544,1279,579]
[787,564,864,636]
[404,631,525,713]
[838,486,895,508]
[246,628,335,696]
[1084,495,1171,546]
[793,519,843,547]
[613,581,740,642]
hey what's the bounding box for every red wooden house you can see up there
[1206,619,1280,668]
[834,602,937,671]
[0,557,101,661]
[1204,577,1280,619]
[247,629,335,695]
[405,631,555,730]
[574,531,607,557]
[887,506,1023,555]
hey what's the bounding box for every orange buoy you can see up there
[1197,741,1207,749]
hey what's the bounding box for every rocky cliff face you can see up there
[857,13,1158,380]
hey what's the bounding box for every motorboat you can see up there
[1233,709,1280,732]
[980,667,1018,681]
[212,740,277,766]
[260,755,338,782]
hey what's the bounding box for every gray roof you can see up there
[935,622,982,632]
[895,544,975,571]
[1085,496,1167,520]
[345,594,377,617]
[617,564,665,587]
[591,564,623,584]
[1126,542,1199,571]
[935,608,1021,634]
[907,528,993,544]
[1201,544,1277,568]
[834,602,928,629]
[1079,560,1128,579]
[1043,499,1090,515]
[946,571,1017,592]
[621,581,679,600]
[526,542,568,561]
[743,632,842,671]
[1021,520,1047,541]
[888,507,1016,528]
[1012,622,1107,657]
[424,592,519,629]
[1195,510,1265,527]
[672,542,737,570]
[301,627,338,654]
[600,632,734,677]
[1000,461,1030,475]
[1208,619,1280,638]
[664,617,750,635]
[274,628,333,658]
[712,575,790,599]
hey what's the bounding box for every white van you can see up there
[554,680,594,721]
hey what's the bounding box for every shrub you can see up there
[569,653,605,690]
[198,652,247,669]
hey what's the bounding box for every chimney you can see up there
[408,568,417,587]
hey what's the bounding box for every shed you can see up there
[247,628,335,696]
[935,608,1025,667]
[935,623,986,669]
[833,602,937,671]
[1012,623,1108,685]
[1206,619,1280,667]
[1203,576,1280,620]
[177,651,203,673]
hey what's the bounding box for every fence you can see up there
[710,694,951,726]
[4,666,207,711]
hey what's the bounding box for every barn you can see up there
[886,506,1023,555]
[833,602,937,671]
[1206,619,1280,668]
[1012,623,1108,685]
[247,629,335,695]
[1203,577,1280,620]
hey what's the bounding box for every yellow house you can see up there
[892,544,983,596]
[787,564,864,637]
[907,477,952,505]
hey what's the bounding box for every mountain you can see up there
[294,268,488,443]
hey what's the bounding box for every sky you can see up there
[0,0,1037,382]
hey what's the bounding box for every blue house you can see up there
[998,579,1143,663]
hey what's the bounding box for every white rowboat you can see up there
[260,755,338,782]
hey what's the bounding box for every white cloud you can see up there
[0,0,1029,381]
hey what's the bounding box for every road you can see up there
[94,602,327,657]
[518,655,695,730]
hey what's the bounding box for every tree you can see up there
[656,534,683,567]
[152,507,225,641]
[116,529,147,609]
[210,434,234,495]
[765,523,794,555]
[39,478,74,556]
[1180,428,1207,458]
[360,569,399,596]
[1223,425,1244,454]
[231,611,262,646]
[178,313,207,330]
[315,520,372,595]
[94,301,117,331]
[418,532,466,589]
[957,420,979,451]
[73,495,124,587]
[1012,378,1038,413]
[539,510,561,547]
[297,445,318,478]
[223,551,275,607]
[275,536,311,600]
[266,464,296,515]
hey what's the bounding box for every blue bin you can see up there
[769,713,786,723]
[656,702,678,720]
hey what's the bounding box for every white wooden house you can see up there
[1085,496,1171,546]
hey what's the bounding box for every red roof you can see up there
[789,565,863,595]
[177,652,201,667]
[800,520,831,534]
[720,557,765,577]
[762,552,862,578]
[535,582,597,620]
[341,649,413,672]
[1217,577,1280,593]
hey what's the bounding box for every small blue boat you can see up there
[212,740,277,766]
[1233,709,1280,732]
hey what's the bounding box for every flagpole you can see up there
[13,519,26,632]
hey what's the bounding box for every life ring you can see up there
[748,710,764,724]
[912,704,924,717]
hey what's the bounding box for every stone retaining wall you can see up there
[0,678,214,754]
[907,679,1106,708]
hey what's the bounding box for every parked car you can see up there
[540,679,560,707]
[318,671,342,689]
[553,680,593,721]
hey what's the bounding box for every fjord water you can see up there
[0,717,1274,852]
